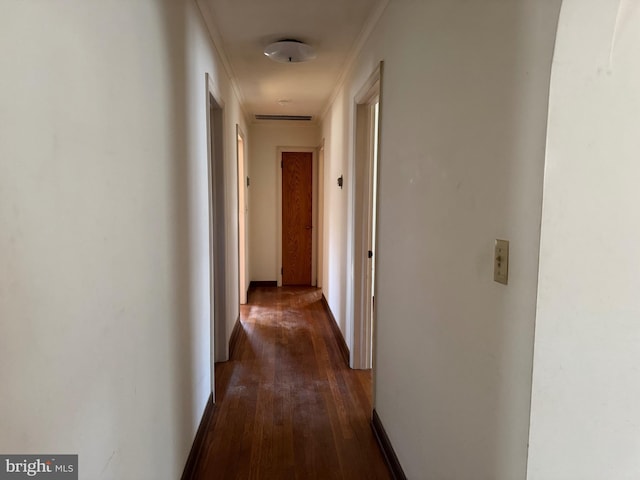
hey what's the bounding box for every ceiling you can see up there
[198,0,387,122]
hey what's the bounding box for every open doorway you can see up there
[237,126,249,304]
[206,74,226,400]
[352,63,382,370]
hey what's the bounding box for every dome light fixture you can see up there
[264,39,316,63]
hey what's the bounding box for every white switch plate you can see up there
[494,239,509,285]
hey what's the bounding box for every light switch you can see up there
[494,239,509,285]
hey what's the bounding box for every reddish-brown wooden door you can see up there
[282,152,312,285]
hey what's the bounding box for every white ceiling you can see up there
[198,0,386,121]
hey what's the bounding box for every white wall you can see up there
[248,123,320,281]
[528,2,640,479]
[322,88,352,339]
[0,1,246,478]
[321,0,561,478]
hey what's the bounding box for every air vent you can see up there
[255,114,313,121]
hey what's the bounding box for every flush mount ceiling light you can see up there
[264,39,316,63]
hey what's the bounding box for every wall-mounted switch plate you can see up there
[494,239,509,285]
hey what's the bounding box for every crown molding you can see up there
[319,0,389,123]
[195,0,251,126]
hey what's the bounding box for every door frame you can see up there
[276,146,319,287]
[351,62,383,370]
[317,140,325,289]
[205,73,226,399]
[236,125,249,304]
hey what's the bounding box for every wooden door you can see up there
[282,152,312,285]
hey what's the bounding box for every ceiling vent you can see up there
[255,114,313,121]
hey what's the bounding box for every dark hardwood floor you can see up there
[191,286,391,480]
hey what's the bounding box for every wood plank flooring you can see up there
[192,286,391,480]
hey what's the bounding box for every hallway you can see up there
[191,287,391,479]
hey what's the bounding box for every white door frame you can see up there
[317,140,325,289]
[205,73,226,399]
[351,62,382,370]
[236,125,249,304]
[276,146,319,287]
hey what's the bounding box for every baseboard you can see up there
[320,294,350,367]
[228,315,242,360]
[249,280,277,288]
[371,409,407,480]
[181,393,215,480]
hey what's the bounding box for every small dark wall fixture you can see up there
[337,175,343,189]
